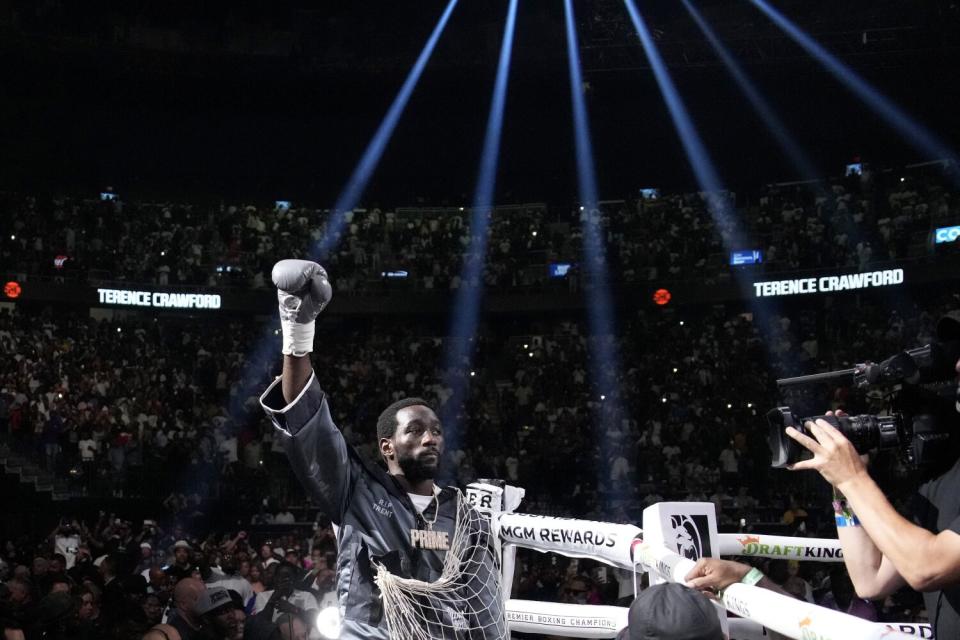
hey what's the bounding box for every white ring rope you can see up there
[496,513,847,566]
[505,599,628,639]
[497,513,642,569]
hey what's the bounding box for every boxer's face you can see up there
[382,405,443,482]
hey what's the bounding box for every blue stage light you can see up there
[440,0,519,449]
[623,0,805,375]
[237,2,458,437]
[748,0,960,171]
[622,0,743,248]
[563,0,597,208]
[563,0,627,446]
[312,0,459,260]
[681,0,821,184]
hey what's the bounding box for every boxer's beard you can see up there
[397,450,438,484]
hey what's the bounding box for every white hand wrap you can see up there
[281,319,316,357]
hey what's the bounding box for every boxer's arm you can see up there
[261,259,351,520]
[283,354,312,403]
[261,371,353,522]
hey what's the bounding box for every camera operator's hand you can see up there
[786,411,868,488]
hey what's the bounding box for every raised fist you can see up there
[272,259,333,356]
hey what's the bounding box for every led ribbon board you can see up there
[97,288,222,310]
[935,225,960,244]
[752,268,904,297]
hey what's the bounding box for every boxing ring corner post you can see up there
[484,504,920,639]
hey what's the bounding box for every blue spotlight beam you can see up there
[312,0,459,260]
[562,0,598,208]
[238,2,456,445]
[471,0,518,217]
[681,0,820,183]
[440,0,519,447]
[622,2,837,398]
[748,0,960,171]
[622,0,745,249]
[563,0,625,435]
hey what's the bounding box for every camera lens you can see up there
[768,408,902,468]
[767,407,805,469]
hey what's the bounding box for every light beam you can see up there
[440,0,519,448]
[681,0,821,183]
[312,0,459,260]
[563,0,627,448]
[748,0,960,173]
[622,0,745,250]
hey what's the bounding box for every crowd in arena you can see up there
[0,508,338,639]
[1,166,956,293]
[3,295,950,521]
[1,287,953,636]
[1,166,958,637]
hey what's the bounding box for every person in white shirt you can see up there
[252,564,319,624]
[206,551,255,612]
[78,436,98,462]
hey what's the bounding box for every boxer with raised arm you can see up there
[259,259,503,640]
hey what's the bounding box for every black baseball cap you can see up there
[617,583,723,640]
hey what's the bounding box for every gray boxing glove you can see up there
[272,259,333,356]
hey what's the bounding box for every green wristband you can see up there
[740,567,764,586]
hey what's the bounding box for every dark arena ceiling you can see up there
[1,0,959,203]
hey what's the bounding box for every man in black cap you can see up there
[195,586,244,640]
[617,583,723,640]
[783,312,960,639]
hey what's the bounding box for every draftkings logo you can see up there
[736,535,843,559]
[670,515,710,560]
[737,535,760,547]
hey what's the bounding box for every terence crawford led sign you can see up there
[97,288,222,310]
[753,268,904,298]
